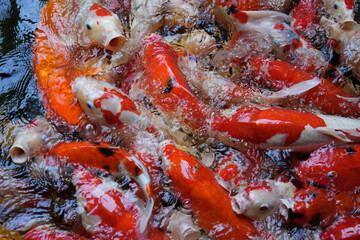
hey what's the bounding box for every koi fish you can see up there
[142,34,210,135]
[9,116,58,164]
[161,140,263,240]
[82,3,127,51]
[42,140,154,229]
[72,76,149,130]
[209,104,360,152]
[34,0,127,133]
[296,144,360,192]
[287,186,355,228]
[320,16,360,79]
[290,0,322,33]
[72,76,189,145]
[22,225,88,240]
[320,215,360,240]
[250,56,360,118]
[222,9,328,73]
[323,0,355,23]
[73,168,144,239]
[231,180,295,220]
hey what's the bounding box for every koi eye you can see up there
[87,102,94,109]
[86,23,92,31]
[327,171,338,179]
[308,192,318,199]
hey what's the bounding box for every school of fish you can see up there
[2,0,360,239]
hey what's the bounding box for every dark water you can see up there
[0,0,45,130]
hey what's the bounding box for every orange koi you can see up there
[73,168,144,239]
[296,144,360,192]
[142,34,210,134]
[209,104,360,152]
[34,0,126,133]
[320,215,360,240]
[161,140,263,240]
[251,56,360,118]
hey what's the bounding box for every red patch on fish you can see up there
[234,11,249,24]
[292,38,302,49]
[345,0,354,9]
[273,23,285,31]
[90,3,112,17]
[219,164,239,181]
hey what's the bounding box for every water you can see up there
[0,0,45,130]
[0,1,47,234]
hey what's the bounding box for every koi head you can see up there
[73,76,146,129]
[231,180,295,220]
[287,186,336,228]
[296,145,360,192]
[83,3,127,51]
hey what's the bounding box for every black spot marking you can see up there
[98,147,115,157]
[103,165,110,170]
[334,4,338,9]
[86,23,92,30]
[309,213,321,226]
[346,147,356,155]
[288,209,304,220]
[228,4,239,14]
[162,78,174,94]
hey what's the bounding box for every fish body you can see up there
[210,104,360,152]
[161,141,263,240]
[142,34,210,134]
[251,56,360,117]
[320,215,360,240]
[73,168,144,239]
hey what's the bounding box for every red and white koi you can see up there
[231,180,296,220]
[73,168,144,239]
[250,56,360,117]
[42,141,154,225]
[209,104,360,152]
[296,144,360,192]
[161,140,263,239]
[81,2,127,51]
[72,76,150,131]
[219,9,328,73]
